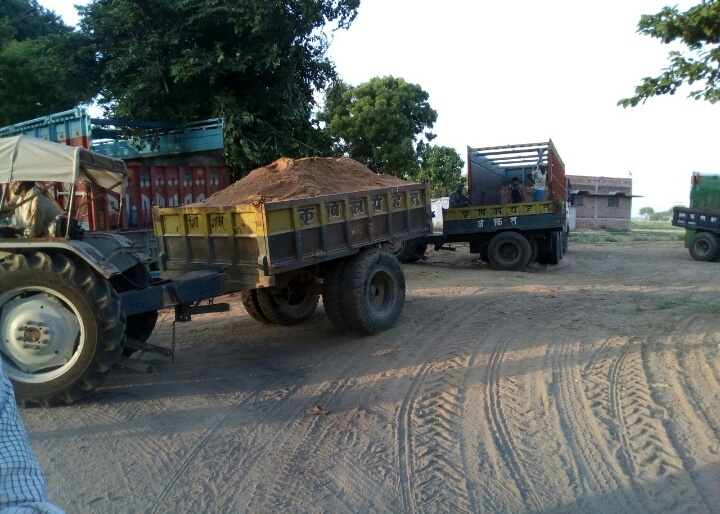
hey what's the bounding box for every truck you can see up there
[393,141,569,270]
[0,136,431,406]
[671,172,720,261]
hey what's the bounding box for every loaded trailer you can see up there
[395,140,569,270]
[0,136,431,406]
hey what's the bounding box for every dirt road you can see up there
[21,241,720,513]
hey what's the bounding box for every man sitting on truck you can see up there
[449,182,473,208]
[0,181,63,238]
[527,164,547,202]
[510,177,524,203]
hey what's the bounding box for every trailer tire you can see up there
[255,278,319,325]
[322,259,351,331]
[689,232,720,261]
[488,232,531,271]
[0,252,125,406]
[112,263,158,355]
[340,248,405,335]
[241,290,271,324]
[384,239,426,264]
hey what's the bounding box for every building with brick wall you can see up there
[566,175,640,230]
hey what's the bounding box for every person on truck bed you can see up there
[449,182,472,208]
[0,181,63,238]
[527,164,547,202]
[510,177,525,203]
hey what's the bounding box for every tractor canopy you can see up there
[0,135,126,194]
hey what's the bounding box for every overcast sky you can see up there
[39,0,717,216]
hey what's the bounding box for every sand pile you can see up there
[197,157,411,206]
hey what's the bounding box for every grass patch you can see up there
[570,222,685,244]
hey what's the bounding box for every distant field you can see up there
[570,221,685,244]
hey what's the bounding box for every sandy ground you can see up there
[19,240,720,514]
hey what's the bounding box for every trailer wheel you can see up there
[111,263,158,355]
[322,259,351,332]
[488,232,531,271]
[384,239,426,263]
[689,232,720,261]
[340,248,405,335]
[0,252,125,406]
[241,290,271,324]
[255,277,319,325]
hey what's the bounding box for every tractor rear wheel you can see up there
[0,252,125,406]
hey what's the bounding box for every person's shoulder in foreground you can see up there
[0,360,65,514]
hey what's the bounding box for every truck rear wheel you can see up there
[241,290,271,324]
[488,232,531,270]
[340,248,405,335]
[689,232,720,261]
[548,231,561,265]
[0,252,125,406]
[255,277,319,325]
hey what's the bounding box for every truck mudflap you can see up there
[119,270,229,317]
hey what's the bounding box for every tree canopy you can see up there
[78,0,359,174]
[619,0,720,107]
[417,146,465,198]
[319,76,438,178]
[0,0,98,125]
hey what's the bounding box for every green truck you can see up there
[672,172,720,261]
[395,141,569,270]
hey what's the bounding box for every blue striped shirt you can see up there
[0,362,64,514]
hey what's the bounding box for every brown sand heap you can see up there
[198,156,412,206]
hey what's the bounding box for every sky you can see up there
[38,0,717,217]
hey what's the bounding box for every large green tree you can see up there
[619,0,720,107]
[0,1,99,125]
[417,145,464,198]
[0,0,67,41]
[319,76,438,177]
[79,0,359,174]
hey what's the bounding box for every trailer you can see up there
[671,172,720,261]
[395,140,569,270]
[0,136,431,406]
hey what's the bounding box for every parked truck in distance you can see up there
[0,136,431,406]
[395,141,569,270]
[672,172,720,261]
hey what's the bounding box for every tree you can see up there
[416,146,464,198]
[639,206,655,220]
[0,0,68,41]
[0,2,99,125]
[619,1,720,107]
[319,76,438,177]
[78,0,359,175]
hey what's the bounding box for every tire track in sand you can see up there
[394,298,485,514]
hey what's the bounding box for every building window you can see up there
[571,195,583,206]
[607,196,619,208]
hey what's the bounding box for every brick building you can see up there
[566,175,638,230]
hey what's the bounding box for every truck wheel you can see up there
[255,277,319,325]
[111,263,158,355]
[488,232,531,270]
[322,259,351,332]
[525,239,539,266]
[548,231,561,265]
[0,252,125,406]
[241,290,271,324]
[689,232,720,261]
[340,248,405,335]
